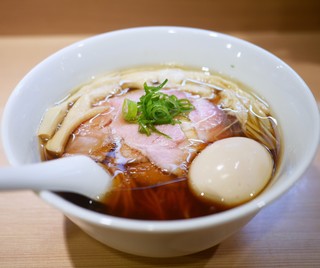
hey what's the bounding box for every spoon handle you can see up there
[0,156,110,200]
[0,157,81,191]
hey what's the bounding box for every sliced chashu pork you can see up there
[64,88,230,174]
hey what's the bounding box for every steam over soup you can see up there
[38,66,281,220]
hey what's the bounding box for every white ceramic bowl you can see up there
[2,27,319,257]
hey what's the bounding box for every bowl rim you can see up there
[2,26,319,233]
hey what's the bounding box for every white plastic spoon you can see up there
[0,155,112,200]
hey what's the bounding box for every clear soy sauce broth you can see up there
[39,66,281,220]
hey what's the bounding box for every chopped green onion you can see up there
[122,79,194,137]
[122,98,138,122]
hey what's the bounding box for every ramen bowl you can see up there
[2,27,319,257]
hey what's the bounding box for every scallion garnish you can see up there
[122,79,194,137]
[122,98,138,121]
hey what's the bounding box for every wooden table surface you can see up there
[0,31,320,267]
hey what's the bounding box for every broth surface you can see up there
[39,66,281,220]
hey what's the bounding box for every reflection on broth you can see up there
[38,66,281,220]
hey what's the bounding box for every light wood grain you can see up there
[0,32,319,268]
[0,0,319,35]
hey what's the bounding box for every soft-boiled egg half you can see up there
[189,137,273,207]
